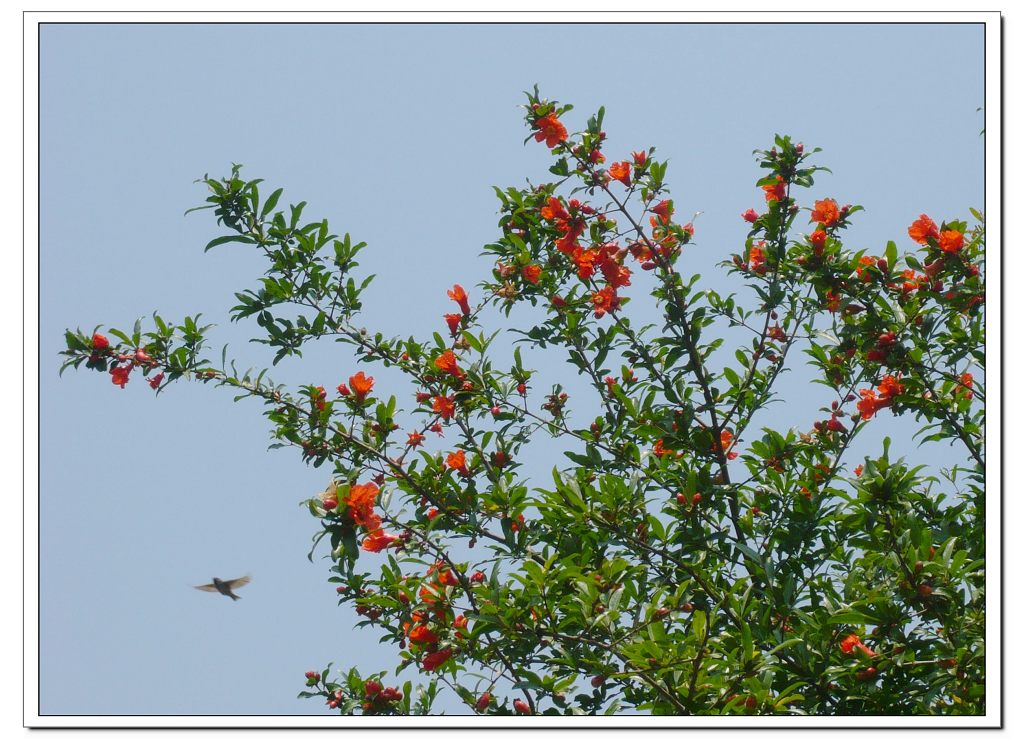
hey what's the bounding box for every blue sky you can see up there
[38,22,984,715]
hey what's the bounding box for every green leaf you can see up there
[204,235,257,252]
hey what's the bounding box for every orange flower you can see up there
[608,161,632,186]
[857,255,879,282]
[533,113,568,148]
[432,395,456,420]
[908,214,939,245]
[591,285,620,319]
[446,450,469,475]
[448,284,470,315]
[521,264,542,285]
[407,431,425,447]
[748,242,767,274]
[809,229,827,253]
[653,439,676,459]
[632,150,647,167]
[421,648,453,672]
[361,529,399,553]
[938,230,964,254]
[540,196,568,222]
[720,429,734,451]
[762,175,787,203]
[955,372,975,400]
[810,198,840,227]
[444,313,463,337]
[650,199,674,223]
[434,350,463,378]
[346,483,381,530]
[408,624,439,646]
[839,633,877,658]
[856,389,883,421]
[854,464,864,477]
[348,371,374,403]
[877,373,905,399]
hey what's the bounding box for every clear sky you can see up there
[39,22,984,715]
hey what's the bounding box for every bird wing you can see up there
[223,575,251,590]
[193,584,219,592]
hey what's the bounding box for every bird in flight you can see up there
[194,575,251,601]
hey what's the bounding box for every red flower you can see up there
[312,386,328,411]
[361,529,399,553]
[762,175,787,203]
[453,614,468,630]
[422,648,453,672]
[956,372,975,400]
[448,284,471,315]
[91,333,110,350]
[444,313,463,337]
[446,450,469,475]
[856,389,883,421]
[854,464,864,477]
[434,350,463,378]
[346,483,381,530]
[348,371,374,403]
[591,285,620,319]
[938,230,965,254]
[608,161,632,186]
[809,229,827,253]
[147,372,165,390]
[408,624,439,646]
[650,199,674,223]
[336,383,351,397]
[533,113,568,148]
[432,395,456,420]
[407,431,425,447]
[632,150,647,166]
[110,365,131,389]
[877,373,905,399]
[540,196,568,222]
[857,256,880,282]
[741,208,760,223]
[839,633,877,658]
[521,264,542,285]
[470,571,486,584]
[475,692,491,711]
[908,214,939,245]
[653,439,676,459]
[811,198,840,227]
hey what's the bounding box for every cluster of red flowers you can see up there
[856,374,905,421]
[908,214,965,255]
[357,679,403,713]
[402,561,465,673]
[321,482,398,553]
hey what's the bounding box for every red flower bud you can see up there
[476,692,491,711]
[591,676,606,687]
[91,333,110,350]
[513,698,532,715]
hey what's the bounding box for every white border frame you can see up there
[22,8,1002,729]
